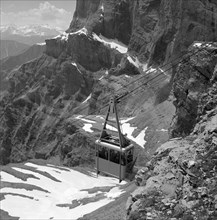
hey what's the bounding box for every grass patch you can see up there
[0,193,34,201]
[1,162,61,182]
[56,193,106,209]
[0,209,19,220]
[20,165,61,182]
[81,186,113,194]
[1,166,39,181]
[79,193,106,205]
[1,181,49,193]
[56,200,80,209]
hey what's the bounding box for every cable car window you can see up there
[98,146,108,160]
[126,149,133,163]
[121,153,126,166]
[110,149,120,164]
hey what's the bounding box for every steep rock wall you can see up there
[68,0,217,68]
[171,43,217,137]
[126,43,217,220]
[68,0,132,45]
[130,0,217,67]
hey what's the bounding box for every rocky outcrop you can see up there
[127,102,217,219]
[68,0,217,69]
[66,33,122,72]
[45,32,123,72]
[126,43,217,220]
[130,0,217,67]
[171,42,217,137]
[127,115,217,220]
[68,0,132,45]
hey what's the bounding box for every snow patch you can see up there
[36,42,46,46]
[71,62,77,67]
[99,76,104,80]
[96,115,104,120]
[53,27,88,41]
[82,94,92,103]
[193,42,203,47]
[101,4,104,12]
[106,187,124,199]
[60,32,69,41]
[71,62,82,74]
[76,115,146,148]
[72,27,88,36]
[127,56,147,71]
[121,124,147,148]
[105,124,118,131]
[120,117,135,124]
[147,67,157,73]
[93,33,128,53]
[193,42,213,48]
[75,115,96,124]
[83,123,94,133]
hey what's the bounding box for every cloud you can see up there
[1,2,72,30]
[39,2,68,21]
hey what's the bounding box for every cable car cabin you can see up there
[95,96,135,182]
[95,139,134,181]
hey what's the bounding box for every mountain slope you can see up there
[0,44,45,92]
[1,0,216,167]
[0,0,217,220]
[0,40,29,59]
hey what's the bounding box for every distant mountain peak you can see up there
[0,24,64,45]
[0,24,63,37]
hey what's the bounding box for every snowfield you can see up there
[0,162,126,220]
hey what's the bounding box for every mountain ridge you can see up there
[0,24,62,45]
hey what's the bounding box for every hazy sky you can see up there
[1,1,77,30]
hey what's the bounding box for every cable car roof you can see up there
[96,139,134,152]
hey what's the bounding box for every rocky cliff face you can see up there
[126,43,217,220]
[171,43,217,137]
[69,0,217,67]
[129,0,217,65]
[68,0,132,45]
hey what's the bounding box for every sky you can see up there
[0,1,77,30]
